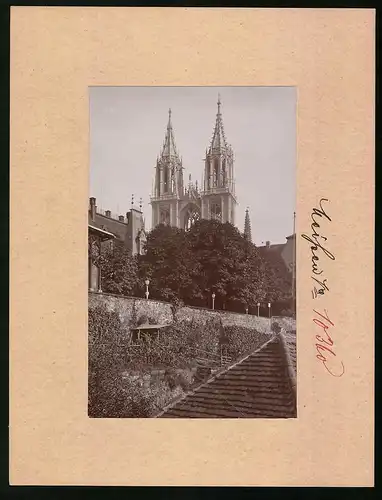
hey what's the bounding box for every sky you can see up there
[89,86,296,245]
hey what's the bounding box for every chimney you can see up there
[266,240,270,249]
[118,215,124,222]
[89,197,96,222]
[105,210,111,218]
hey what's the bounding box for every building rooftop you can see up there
[156,332,296,419]
[88,224,116,240]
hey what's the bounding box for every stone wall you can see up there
[88,292,296,333]
[88,292,173,330]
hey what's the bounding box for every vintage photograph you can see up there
[88,86,296,418]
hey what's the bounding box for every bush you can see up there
[271,321,281,334]
[136,314,157,326]
[223,325,269,359]
[280,308,295,318]
[89,304,273,416]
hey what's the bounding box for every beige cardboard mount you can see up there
[10,7,374,486]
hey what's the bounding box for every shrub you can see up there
[137,314,157,326]
[223,325,269,360]
[89,304,273,416]
[271,321,281,334]
[280,308,295,318]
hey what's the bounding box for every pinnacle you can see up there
[244,208,252,242]
[160,108,180,160]
[209,95,229,153]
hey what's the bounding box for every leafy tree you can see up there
[139,223,202,303]
[187,220,267,309]
[261,248,292,304]
[96,218,293,315]
[99,240,139,296]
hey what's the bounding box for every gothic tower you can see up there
[244,207,252,242]
[201,95,237,224]
[151,109,184,227]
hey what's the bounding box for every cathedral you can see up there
[150,96,238,231]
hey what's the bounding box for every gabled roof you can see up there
[157,334,296,419]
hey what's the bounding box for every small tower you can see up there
[244,207,252,242]
[201,94,237,224]
[151,109,184,227]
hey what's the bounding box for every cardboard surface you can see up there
[10,7,374,486]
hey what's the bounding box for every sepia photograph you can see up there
[88,86,296,418]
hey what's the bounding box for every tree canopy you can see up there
[99,240,139,296]
[138,223,202,303]
[138,219,290,311]
[95,219,293,314]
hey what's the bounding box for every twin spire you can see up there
[159,95,230,161]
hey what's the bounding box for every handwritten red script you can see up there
[313,308,344,377]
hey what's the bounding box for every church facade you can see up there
[150,96,238,230]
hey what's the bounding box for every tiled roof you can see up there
[258,243,286,255]
[157,335,296,419]
[283,330,297,374]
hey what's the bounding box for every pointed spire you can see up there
[209,94,229,153]
[160,107,179,159]
[244,207,252,242]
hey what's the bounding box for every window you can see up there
[163,168,169,193]
[156,168,161,196]
[211,202,222,221]
[160,209,170,225]
[184,208,200,230]
[222,159,226,185]
[213,159,219,187]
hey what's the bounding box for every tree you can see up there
[187,219,267,310]
[101,219,291,315]
[139,223,202,303]
[261,248,292,304]
[99,240,139,296]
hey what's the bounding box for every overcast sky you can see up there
[89,86,296,245]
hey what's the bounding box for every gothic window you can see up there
[211,202,222,222]
[213,159,219,187]
[184,208,200,231]
[156,168,160,196]
[163,167,169,193]
[222,159,226,185]
[160,209,170,225]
